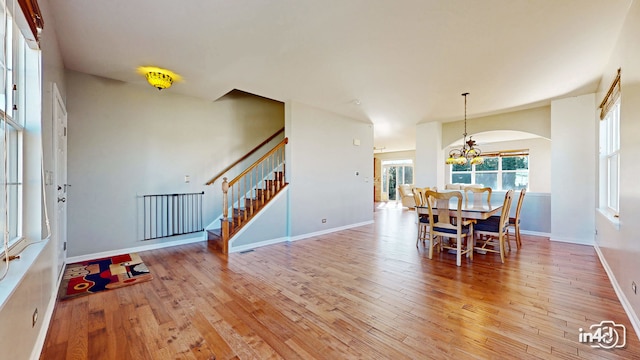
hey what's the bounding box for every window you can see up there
[451,152,529,190]
[600,100,620,214]
[598,69,621,218]
[0,2,38,254]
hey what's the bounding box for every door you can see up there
[53,84,68,276]
[381,160,414,201]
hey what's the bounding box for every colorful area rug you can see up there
[58,253,152,300]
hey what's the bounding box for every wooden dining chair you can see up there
[424,190,475,266]
[414,187,433,247]
[473,189,514,263]
[508,188,526,249]
[464,186,492,207]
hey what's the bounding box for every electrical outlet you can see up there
[32,308,38,327]
[633,282,637,294]
[322,219,327,223]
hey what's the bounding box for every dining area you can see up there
[413,185,526,266]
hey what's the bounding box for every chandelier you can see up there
[446,92,484,166]
[137,66,182,90]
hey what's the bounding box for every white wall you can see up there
[285,102,374,237]
[415,121,444,189]
[594,0,640,336]
[66,73,284,257]
[550,94,596,245]
[229,188,289,251]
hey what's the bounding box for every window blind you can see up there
[599,68,621,120]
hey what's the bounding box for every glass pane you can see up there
[382,167,388,194]
[475,172,497,188]
[452,173,471,184]
[404,166,413,184]
[502,171,528,190]
[612,103,620,151]
[388,167,397,200]
[608,154,619,211]
[475,157,499,171]
[396,166,404,186]
[502,156,528,170]
[452,162,471,172]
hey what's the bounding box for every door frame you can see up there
[52,83,67,276]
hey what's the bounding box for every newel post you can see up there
[222,177,229,219]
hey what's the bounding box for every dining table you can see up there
[416,201,502,220]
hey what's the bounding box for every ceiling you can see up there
[47,0,632,152]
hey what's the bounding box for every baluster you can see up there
[261,161,265,204]
[243,175,248,222]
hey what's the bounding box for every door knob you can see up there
[57,197,66,203]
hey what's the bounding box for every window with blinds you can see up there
[599,69,621,217]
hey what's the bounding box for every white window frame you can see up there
[600,100,620,216]
[450,153,529,190]
[381,159,414,201]
[0,3,35,257]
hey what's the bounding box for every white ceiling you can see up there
[47,0,632,152]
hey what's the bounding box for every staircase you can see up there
[207,137,288,253]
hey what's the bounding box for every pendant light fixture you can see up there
[446,92,484,166]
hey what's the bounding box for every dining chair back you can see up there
[509,188,526,249]
[464,186,492,207]
[414,187,434,248]
[474,189,514,263]
[424,190,475,266]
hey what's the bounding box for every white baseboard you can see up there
[520,230,551,238]
[594,244,640,341]
[549,235,594,246]
[65,234,204,264]
[289,220,374,242]
[230,237,289,253]
[228,220,375,253]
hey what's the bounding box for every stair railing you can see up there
[221,137,288,242]
[206,127,284,186]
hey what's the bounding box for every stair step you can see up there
[207,228,222,240]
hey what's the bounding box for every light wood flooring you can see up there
[40,202,640,359]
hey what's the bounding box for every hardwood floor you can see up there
[40,202,640,359]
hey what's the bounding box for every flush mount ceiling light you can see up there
[446,92,484,166]
[136,66,183,90]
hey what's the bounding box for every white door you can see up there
[53,84,68,276]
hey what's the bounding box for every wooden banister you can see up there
[206,127,285,185]
[227,138,288,187]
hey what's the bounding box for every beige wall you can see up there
[441,106,551,147]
